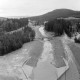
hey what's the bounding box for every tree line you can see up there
[44,19,80,43]
[0,26,35,56]
[0,18,28,33]
[44,19,73,37]
[0,18,35,56]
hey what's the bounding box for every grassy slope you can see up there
[50,37,66,68]
[68,42,80,73]
[29,9,80,23]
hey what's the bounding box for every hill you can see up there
[28,9,80,24]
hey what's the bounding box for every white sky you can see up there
[0,0,80,17]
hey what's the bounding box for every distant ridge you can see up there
[28,9,80,23]
[0,17,7,21]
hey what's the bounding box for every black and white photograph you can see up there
[0,0,80,80]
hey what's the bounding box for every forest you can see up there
[0,18,35,56]
[44,19,80,42]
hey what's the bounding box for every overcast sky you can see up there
[0,0,80,17]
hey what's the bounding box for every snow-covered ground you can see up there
[0,25,79,80]
[62,37,80,80]
[39,27,47,37]
[37,26,70,79]
[0,43,33,80]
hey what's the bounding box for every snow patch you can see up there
[39,27,47,37]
